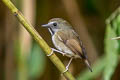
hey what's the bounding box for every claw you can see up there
[47,48,54,56]
[62,67,68,74]
[62,58,73,74]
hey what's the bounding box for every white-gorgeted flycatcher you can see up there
[42,18,92,73]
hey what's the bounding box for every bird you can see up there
[42,18,92,73]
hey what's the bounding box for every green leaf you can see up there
[28,41,46,79]
[116,15,120,52]
[77,8,120,80]
[104,25,119,80]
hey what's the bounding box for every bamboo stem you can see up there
[2,0,75,80]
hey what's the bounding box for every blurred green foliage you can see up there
[77,7,120,80]
[104,25,119,80]
[104,9,120,80]
[28,41,46,79]
[83,0,98,14]
[14,40,46,80]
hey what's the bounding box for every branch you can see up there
[2,0,75,80]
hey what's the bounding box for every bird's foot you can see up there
[62,58,73,74]
[51,48,66,56]
[62,66,69,74]
[47,48,66,56]
[47,48,54,56]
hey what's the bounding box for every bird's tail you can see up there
[84,59,92,72]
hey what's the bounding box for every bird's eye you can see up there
[53,23,57,26]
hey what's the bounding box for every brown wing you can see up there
[65,39,83,57]
[72,30,88,59]
[57,29,92,71]
[57,29,87,58]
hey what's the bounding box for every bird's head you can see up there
[42,18,72,33]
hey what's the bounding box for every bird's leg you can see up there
[52,48,66,56]
[47,48,66,56]
[62,57,73,73]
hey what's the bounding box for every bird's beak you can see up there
[41,24,50,28]
[41,22,53,28]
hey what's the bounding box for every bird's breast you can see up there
[52,33,79,58]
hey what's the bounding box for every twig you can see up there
[2,0,75,80]
[111,36,120,40]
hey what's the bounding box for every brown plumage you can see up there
[42,18,92,72]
